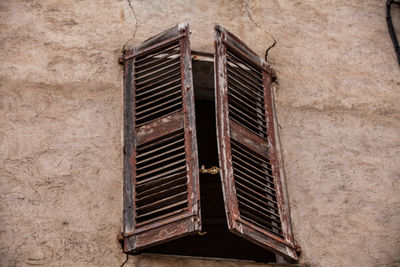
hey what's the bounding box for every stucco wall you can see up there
[1,0,399,266]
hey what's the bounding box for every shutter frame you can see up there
[214,25,297,261]
[123,23,201,252]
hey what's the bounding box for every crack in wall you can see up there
[123,0,139,51]
[244,1,276,62]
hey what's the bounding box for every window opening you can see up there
[140,57,276,262]
[121,23,298,263]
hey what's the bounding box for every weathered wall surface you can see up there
[1,0,399,266]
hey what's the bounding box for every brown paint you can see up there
[123,22,201,253]
[214,25,297,262]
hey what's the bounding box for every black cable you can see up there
[386,0,400,66]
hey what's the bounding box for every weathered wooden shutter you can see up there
[122,22,201,252]
[214,25,297,261]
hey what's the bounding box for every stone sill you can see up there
[126,254,298,267]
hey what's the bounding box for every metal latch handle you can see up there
[200,165,219,175]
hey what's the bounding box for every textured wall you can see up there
[1,0,399,266]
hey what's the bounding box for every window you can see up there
[121,22,298,263]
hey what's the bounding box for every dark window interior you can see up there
[139,57,276,263]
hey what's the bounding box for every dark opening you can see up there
[140,57,276,263]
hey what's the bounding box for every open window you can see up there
[122,23,298,262]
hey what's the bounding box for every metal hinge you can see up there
[118,55,124,65]
[200,165,219,175]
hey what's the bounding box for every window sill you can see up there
[127,254,299,267]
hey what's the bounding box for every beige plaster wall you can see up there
[0,0,399,266]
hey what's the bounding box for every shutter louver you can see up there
[214,25,297,261]
[123,23,201,252]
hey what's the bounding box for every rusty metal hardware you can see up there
[295,240,302,256]
[118,56,124,65]
[200,165,219,175]
[117,232,124,245]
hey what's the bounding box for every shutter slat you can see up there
[230,122,269,158]
[137,144,185,166]
[229,112,266,137]
[235,180,278,213]
[231,142,273,172]
[236,194,282,228]
[136,84,181,104]
[135,46,180,72]
[234,169,275,192]
[136,102,182,126]
[228,91,266,118]
[136,130,183,156]
[215,24,297,261]
[135,71,180,92]
[227,57,264,84]
[226,47,263,76]
[227,66,264,94]
[229,104,267,130]
[135,63,181,86]
[229,101,267,125]
[136,95,182,116]
[137,140,185,162]
[233,157,275,190]
[228,81,265,106]
[136,152,186,172]
[134,41,180,64]
[123,23,200,252]
[136,174,187,198]
[136,158,186,180]
[227,68,264,97]
[232,154,275,180]
[228,84,265,109]
[236,186,278,210]
[230,117,267,141]
[240,212,283,238]
[135,202,188,227]
[135,59,181,83]
[134,40,184,126]
[136,184,188,206]
[135,54,180,75]
[136,191,188,214]
[136,166,187,186]
[136,78,181,97]
[234,162,273,187]
[136,90,181,112]
[226,49,263,80]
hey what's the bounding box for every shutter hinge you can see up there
[117,232,124,248]
[118,49,125,65]
[200,165,219,175]
[295,240,302,256]
[118,55,125,65]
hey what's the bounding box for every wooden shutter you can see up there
[122,22,201,252]
[214,25,297,261]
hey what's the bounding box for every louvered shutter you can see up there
[214,25,297,261]
[122,23,201,252]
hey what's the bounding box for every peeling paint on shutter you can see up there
[123,22,201,252]
[214,25,297,262]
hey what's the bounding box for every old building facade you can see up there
[1,0,399,266]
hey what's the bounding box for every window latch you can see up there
[200,165,219,175]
